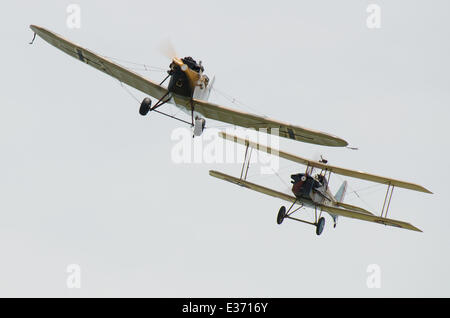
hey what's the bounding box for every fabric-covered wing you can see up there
[30,25,168,100]
[209,170,297,204]
[30,25,348,148]
[335,202,374,216]
[209,170,422,232]
[169,97,348,147]
[318,204,422,232]
[220,132,432,194]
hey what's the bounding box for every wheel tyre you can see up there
[139,97,152,116]
[316,217,325,236]
[277,206,286,225]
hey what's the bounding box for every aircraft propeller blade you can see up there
[158,38,178,60]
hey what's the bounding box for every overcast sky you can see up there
[1,0,449,297]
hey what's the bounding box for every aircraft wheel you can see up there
[139,97,152,116]
[277,206,286,225]
[316,217,325,236]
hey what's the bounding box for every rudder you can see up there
[335,181,347,203]
[332,181,347,228]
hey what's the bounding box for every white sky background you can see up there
[0,0,449,297]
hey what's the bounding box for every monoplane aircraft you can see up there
[210,132,432,235]
[29,25,347,147]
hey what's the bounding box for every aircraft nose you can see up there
[172,57,188,71]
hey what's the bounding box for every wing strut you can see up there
[240,143,253,180]
[381,184,395,218]
[150,92,172,112]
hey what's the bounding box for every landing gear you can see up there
[276,201,326,236]
[139,97,152,116]
[139,92,172,117]
[316,217,325,236]
[277,206,286,224]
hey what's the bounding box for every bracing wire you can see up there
[211,87,268,118]
[269,167,292,194]
[334,174,378,212]
[119,81,140,103]
[102,55,166,73]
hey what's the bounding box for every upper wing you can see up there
[209,170,422,232]
[171,97,348,147]
[220,132,432,194]
[30,25,169,101]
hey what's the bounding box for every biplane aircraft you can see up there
[210,132,432,235]
[29,25,348,147]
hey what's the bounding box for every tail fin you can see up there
[331,181,347,228]
[335,181,347,203]
[205,75,215,101]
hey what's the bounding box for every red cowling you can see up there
[292,181,304,196]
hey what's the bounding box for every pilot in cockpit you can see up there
[312,174,325,189]
[316,174,324,184]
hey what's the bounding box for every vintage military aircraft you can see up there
[210,132,432,235]
[29,25,348,147]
